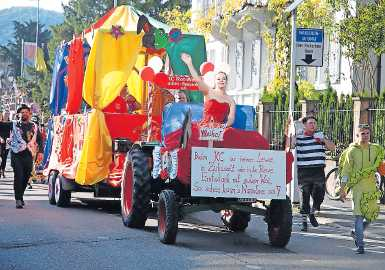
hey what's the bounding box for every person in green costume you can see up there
[340,124,384,254]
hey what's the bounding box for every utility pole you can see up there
[114,0,118,8]
[35,0,40,65]
[35,0,40,88]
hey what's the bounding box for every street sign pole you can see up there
[286,0,305,204]
[289,9,296,118]
[289,9,300,204]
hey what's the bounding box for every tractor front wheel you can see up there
[158,189,178,244]
[121,147,151,229]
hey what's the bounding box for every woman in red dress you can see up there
[179,53,269,149]
[167,54,270,185]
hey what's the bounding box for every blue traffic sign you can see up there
[296,28,323,43]
[295,28,324,67]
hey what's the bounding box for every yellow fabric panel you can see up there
[99,70,128,108]
[82,31,143,108]
[75,110,112,185]
[100,6,139,32]
[76,30,143,185]
[126,54,147,112]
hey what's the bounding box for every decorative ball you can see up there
[154,72,169,88]
[140,66,155,82]
[200,62,215,76]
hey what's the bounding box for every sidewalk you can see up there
[0,165,48,201]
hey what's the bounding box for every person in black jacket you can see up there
[0,111,11,178]
[0,104,43,208]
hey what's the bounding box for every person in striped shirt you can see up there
[295,116,335,232]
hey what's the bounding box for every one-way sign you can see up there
[295,28,324,67]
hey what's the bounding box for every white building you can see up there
[191,0,385,105]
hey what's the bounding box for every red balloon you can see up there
[154,72,169,88]
[200,62,215,76]
[140,66,155,82]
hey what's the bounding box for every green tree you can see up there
[129,0,190,21]
[339,1,385,94]
[160,5,191,32]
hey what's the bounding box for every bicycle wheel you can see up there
[325,167,341,200]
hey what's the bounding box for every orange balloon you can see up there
[378,160,385,176]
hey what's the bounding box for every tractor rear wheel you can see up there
[121,147,151,229]
[265,196,292,247]
[220,210,250,232]
[158,189,178,244]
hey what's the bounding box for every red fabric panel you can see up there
[66,38,84,114]
[103,96,128,113]
[104,113,147,141]
[286,151,294,184]
[59,117,74,164]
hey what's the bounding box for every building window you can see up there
[329,35,341,84]
[208,48,216,63]
[251,39,261,89]
[235,41,244,89]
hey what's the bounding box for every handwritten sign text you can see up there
[191,147,286,199]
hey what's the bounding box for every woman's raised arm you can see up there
[226,99,236,127]
[181,53,210,96]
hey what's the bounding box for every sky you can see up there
[0,0,70,13]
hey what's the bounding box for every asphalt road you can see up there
[1,168,385,270]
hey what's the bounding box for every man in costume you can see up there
[0,104,43,208]
[340,124,384,254]
[295,116,335,232]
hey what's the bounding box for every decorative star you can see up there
[168,28,183,43]
[111,25,124,40]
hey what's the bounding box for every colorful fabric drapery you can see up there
[76,31,142,185]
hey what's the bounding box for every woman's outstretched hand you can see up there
[181,53,192,65]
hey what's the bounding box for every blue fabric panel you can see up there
[161,103,203,140]
[49,44,69,116]
[38,119,53,171]
[232,105,256,131]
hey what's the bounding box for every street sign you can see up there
[295,28,324,67]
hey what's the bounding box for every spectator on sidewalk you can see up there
[0,111,11,178]
[340,124,384,254]
[0,104,43,209]
[294,116,336,232]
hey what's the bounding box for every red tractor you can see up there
[120,102,293,247]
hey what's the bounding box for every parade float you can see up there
[46,5,293,247]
